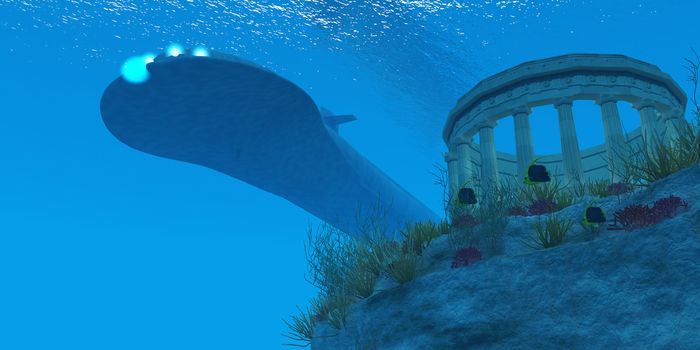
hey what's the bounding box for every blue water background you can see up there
[1,1,699,349]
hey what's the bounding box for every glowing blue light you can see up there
[120,54,151,84]
[193,47,210,57]
[166,43,183,57]
[144,53,156,64]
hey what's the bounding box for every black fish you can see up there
[458,187,477,205]
[525,164,551,184]
[585,206,606,224]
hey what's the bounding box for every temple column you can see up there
[635,102,664,147]
[555,100,584,183]
[597,97,627,181]
[455,136,474,188]
[445,150,459,199]
[512,106,534,182]
[661,109,687,143]
[479,124,499,190]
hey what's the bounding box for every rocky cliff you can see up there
[312,165,700,350]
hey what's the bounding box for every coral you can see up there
[612,195,689,231]
[508,206,528,217]
[652,195,689,219]
[613,204,654,231]
[527,198,558,216]
[451,247,482,268]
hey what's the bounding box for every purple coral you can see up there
[527,198,558,216]
[612,195,689,231]
[651,195,688,219]
[508,206,528,217]
[613,204,655,231]
[451,247,482,268]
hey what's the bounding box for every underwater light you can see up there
[144,53,156,64]
[166,43,183,57]
[193,47,210,57]
[120,54,151,84]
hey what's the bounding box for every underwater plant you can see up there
[581,179,608,197]
[606,182,632,196]
[452,213,480,229]
[616,52,700,185]
[523,215,574,249]
[385,252,420,284]
[436,220,450,235]
[327,293,354,331]
[612,195,689,231]
[282,304,318,347]
[519,177,574,214]
[400,221,442,256]
[451,247,482,268]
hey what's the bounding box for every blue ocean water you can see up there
[1,1,698,349]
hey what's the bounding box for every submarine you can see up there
[100,47,440,238]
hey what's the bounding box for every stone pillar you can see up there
[555,100,583,183]
[512,106,534,182]
[661,109,687,143]
[636,102,664,147]
[445,150,459,199]
[597,97,627,181]
[455,136,474,188]
[479,124,499,190]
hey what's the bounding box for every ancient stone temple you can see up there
[443,53,688,193]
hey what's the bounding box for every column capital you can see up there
[595,94,618,105]
[512,105,531,116]
[553,98,574,108]
[478,120,497,130]
[454,135,473,146]
[632,99,658,111]
[444,152,458,162]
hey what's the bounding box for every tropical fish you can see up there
[585,206,606,224]
[523,157,551,185]
[582,201,607,230]
[458,187,477,205]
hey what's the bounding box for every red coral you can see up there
[651,195,688,219]
[451,247,482,268]
[612,195,689,231]
[508,206,528,217]
[527,198,558,216]
[613,204,655,231]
